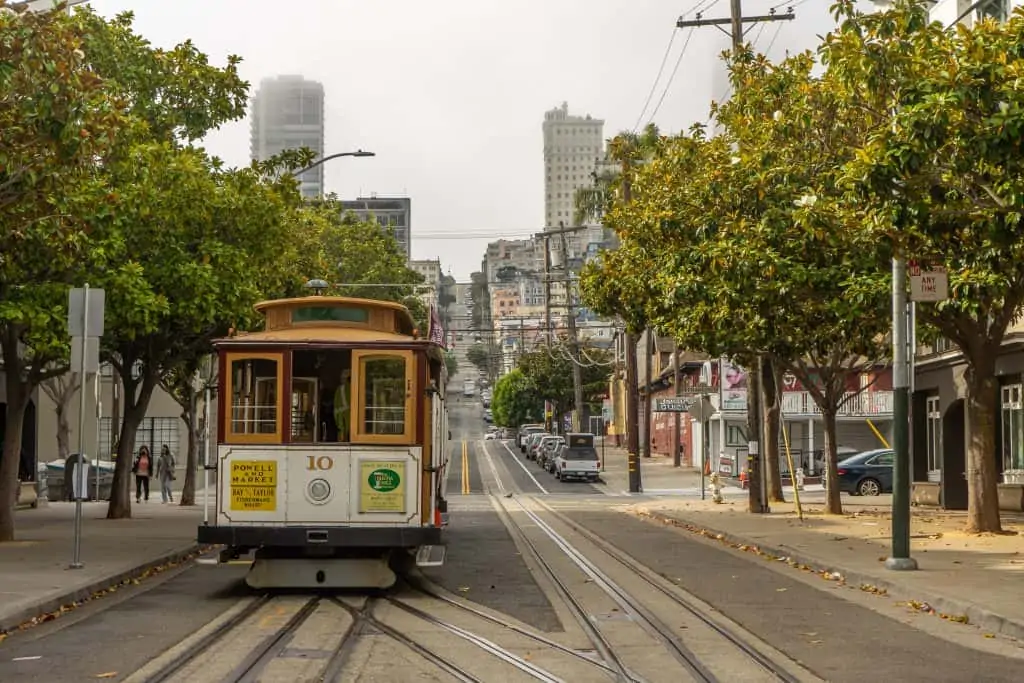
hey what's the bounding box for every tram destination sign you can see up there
[229,460,277,512]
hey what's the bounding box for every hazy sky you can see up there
[77,0,861,281]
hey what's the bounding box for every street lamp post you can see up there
[292,150,375,177]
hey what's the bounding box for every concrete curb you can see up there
[639,509,1024,643]
[0,543,203,636]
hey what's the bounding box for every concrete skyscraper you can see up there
[249,75,325,198]
[542,102,604,230]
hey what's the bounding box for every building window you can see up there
[926,396,941,480]
[978,0,1008,21]
[99,417,180,459]
[1001,384,1024,477]
[726,425,745,446]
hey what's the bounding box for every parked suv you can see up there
[554,433,600,482]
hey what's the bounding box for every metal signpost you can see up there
[68,285,105,570]
[654,391,717,499]
[688,396,717,501]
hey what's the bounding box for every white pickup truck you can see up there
[554,433,600,482]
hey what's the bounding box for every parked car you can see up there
[834,449,894,496]
[484,431,497,440]
[554,435,600,482]
[525,433,549,460]
[518,425,545,451]
[536,436,563,469]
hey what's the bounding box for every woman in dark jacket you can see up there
[132,445,153,503]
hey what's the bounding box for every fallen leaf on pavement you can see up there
[95,673,118,679]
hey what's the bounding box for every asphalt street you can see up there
[424,399,562,631]
[560,507,1024,683]
[0,560,250,682]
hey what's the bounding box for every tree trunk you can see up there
[964,359,1002,533]
[0,374,28,542]
[625,332,642,492]
[180,391,198,507]
[822,407,843,515]
[55,403,71,461]
[107,366,158,519]
[762,358,785,502]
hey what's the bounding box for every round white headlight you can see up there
[308,478,331,503]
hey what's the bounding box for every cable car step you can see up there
[415,545,447,567]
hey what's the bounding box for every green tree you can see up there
[622,50,892,513]
[0,5,130,540]
[444,352,458,383]
[577,128,662,461]
[466,344,493,375]
[159,352,215,507]
[827,0,1024,530]
[281,201,427,330]
[99,143,296,518]
[492,369,542,428]
[517,341,613,426]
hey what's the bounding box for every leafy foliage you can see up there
[516,341,613,419]
[444,352,458,382]
[491,369,542,428]
[822,0,1024,530]
[466,344,492,375]
[0,5,131,539]
[279,201,426,330]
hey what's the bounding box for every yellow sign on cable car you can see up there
[230,460,277,511]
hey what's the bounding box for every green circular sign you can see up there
[368,468,400,492]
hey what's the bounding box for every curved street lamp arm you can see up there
[292,150,375,176]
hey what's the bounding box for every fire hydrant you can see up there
[795,467,805,491]
[709,472,724,504]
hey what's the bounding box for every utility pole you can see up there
[559,224,586,433]
[678,0,794,513]
[643,330,654,459]
[673,345,682,467]
[543,235,553,348]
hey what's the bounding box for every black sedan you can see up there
[835,448,894,496]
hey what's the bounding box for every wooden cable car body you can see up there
[197,295,450,588]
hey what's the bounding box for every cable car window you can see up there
[360,357,407,435]
[229,356,281,438]
[292,306,369,323]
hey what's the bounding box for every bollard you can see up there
[709,472,724,504]
[795,467,805,491]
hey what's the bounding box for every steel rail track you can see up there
[401,576,626,677]
[507,495,719,682]
[535,499,804,683]
[228,596,321,683]
[327,596,481,683]
[144,594,273,683]
[487,492,642,683]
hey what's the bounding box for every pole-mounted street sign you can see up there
[908,261,949,302]
[67,284,105,570]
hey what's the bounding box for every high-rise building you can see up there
[339,196,412,259]
[250,75,325,198]
[542,102,604,229]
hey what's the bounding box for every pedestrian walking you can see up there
[156,444,176,503]
[133,445,153,503]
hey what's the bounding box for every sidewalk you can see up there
[0,500,205,636]
[626,494,1024,641]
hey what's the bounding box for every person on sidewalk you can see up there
[155,444,176,504]
[133,445,153,503]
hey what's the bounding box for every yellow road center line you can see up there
[462,441,470,494]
